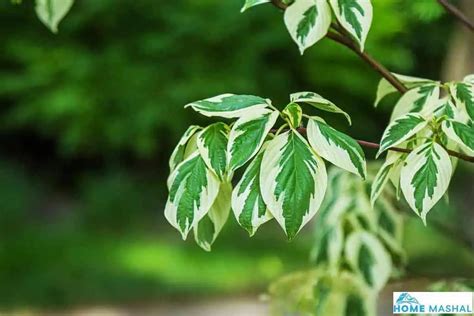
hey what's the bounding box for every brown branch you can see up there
[437,0,474,32]
[271,127,474,163]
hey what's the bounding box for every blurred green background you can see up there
[0,0,473,313]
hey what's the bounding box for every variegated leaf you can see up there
[232,145,273,236]
[390,84,440,121]
[197,122,229,180]
[375,74,435,107]
[241,0,270,12]
[329,0,372,50]
[400,142,453,224]
[307,117,366,179]
[449,82,474,122]
[375,197,404,256]
[433,98,457,120]
[227,109,278,172]
[311,223,344,268]
[282,102,303,128]
[442,120,474,155]
[345,231,392,291]
[284,0,332,54]
[169,125,202,172]
[185,94,270,118]
[165,152,220,239]
[464,74,474,85]
[260,130,327,239]
[35,0,74,33]
[370,153,402,206]
[290,91,352,124]
[194,182,232,251]
[377,113,427,157]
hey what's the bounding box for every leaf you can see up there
[284,0,332,54]
[35,0,74,33]
[165,153,220,239]
[329,0,373,50]
[311,223,344,268]
[377,113,427,157]
[400,142,453,224]
[464,74,474,85]
[390,84,440,121]
[375,197,404,256]
[169,126,202,172]
[185,94,270,118]
[449,82,474,122]
[227,109,278,172]
[307,117,366,179]
[232,144,273,236]
[260,130,327,239]
[433,98,457,120]
[370,153,401,206]
[290,91,352,124]
[442,120,474,155]
[374,74,435,107]
[241,0,270,12]
[197,122,230,180]
[345,231,392,291]
[282,102,303,128]
[194,182,232,251]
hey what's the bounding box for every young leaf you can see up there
[307,117,366,179]
[290,91,352,124]
[433,98,457,120]
[390,84,440,121]
[185,94,270,118]
[345,232,392,291]
[194,182,232,251]
[449,82,474,122]
[284,0,332,54]
[35,0,74,33]
[227,109,279,172]
[232,145,273,236]
[260,130,327,239]
[442,120,474,155]
[282,102,303,128]
[165,153,220,239]
[329,0,373,50]
[400,142,453,224]
[197,122,230,180]
[377,113,427,157]
[370,153,402,206]
[241,0,270,12]
[374,74,435,107]
[169,126,202,172]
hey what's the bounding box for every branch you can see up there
[437,0,474,32]
[272,127,474,163]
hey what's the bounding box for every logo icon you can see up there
[396,292,420,306]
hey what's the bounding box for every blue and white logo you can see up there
[393,292,473,314]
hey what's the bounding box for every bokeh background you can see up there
[0,0,473,314]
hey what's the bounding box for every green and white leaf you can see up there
[377,113,427,157]
[241,0,270,12]
[165,153,220,239]
[291,91,352,124]
[260,130,327,239]
[227,109,278,172]
[194,182,232,251]
[433,98,457,120]
[185,94,270,118]
[374,73,435,107]
[232,145,273,236]
[449,82,474,122]
[197,122,230,180]
[329,0,372,50]
[345,231,392,291]
[35,0,74,33]
[370,153,402,206]
[284,0,332,54]
[169,125,202,172]
[442,120,474,155]
[464,74,474,85]
[307,117,366,179]
[311,223,344,268]
[400,142,453,224]
[390,84,440,121]
[282,102,303,128]
[375,197,404,256]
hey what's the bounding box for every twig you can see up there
[437,0,474,32]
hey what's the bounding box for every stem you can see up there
[437,0,474,32]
